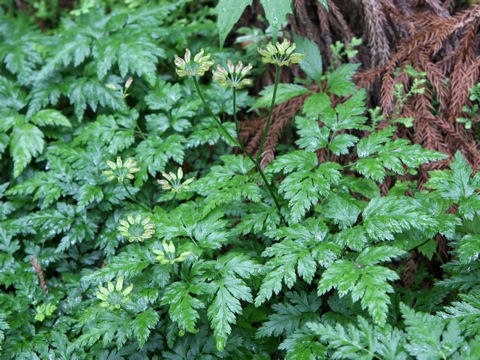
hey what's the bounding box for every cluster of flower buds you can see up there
[95,276,133,310]
[257,39,305,67]
[117,214,155,242]
[174,48,215,77]
[105,77,133,98]
[212,60,253,89]
[174,39,303,82]
[157,167,194,193]
[152,240,192,265]
[102,157,140,183]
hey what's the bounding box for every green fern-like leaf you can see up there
[401,303,463,360]
[438,290,480,337]
[10,123,45,177]
[208,253,257,351]
[256,220,341,306]
[161,281,206,334]
[133,308,160,348]
[317,246,405,325]
[257,291,321,339]
[307,317,408,360]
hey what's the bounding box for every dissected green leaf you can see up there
[29,109,71,128]
[10,123,44,177]
[216,0,252,46]
[326,63,360,96]
[133,309,159,348]
[260,0,292,30]
[253,84,311,109]
[294,35,323,83]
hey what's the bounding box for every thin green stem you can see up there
[232,89,249,156]
[122,182,150,212]
[136,123,147,140]
[233,88,286,224]
[326,132,335,163]
[117,127,146,139]
[406,238,431,253]
[257,65,280,162]
[171,192,178,209]
[191,76,285,224]
[193,77,240,147]
[326,114,340,162]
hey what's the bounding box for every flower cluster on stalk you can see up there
[152,240,192,265]
[212,60,253,89]
[257,39,305,67]
[157,167,194,193]
[95,276,133,310]
[102,157,140,183]
[173,39,303,85]
[117,214,155,242]
[174,48,215,77]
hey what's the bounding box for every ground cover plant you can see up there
[1,0,480,359]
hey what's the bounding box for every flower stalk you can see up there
[173,45,305,225]
[193,76,286,222]
[256,65,280,162]
[232,87,286,224]
[117,213,155,242]
[122,182,150,212]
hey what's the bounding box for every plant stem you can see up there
[193,77,239,147]
[406,238,430,253]
[122,182,150,212]
[136,123,147,140]
[256,65,280,162]
[191,77,285,224]
[233,88,286,224]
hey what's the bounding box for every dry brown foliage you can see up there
[241,0,480,175]
[236,1,480,268]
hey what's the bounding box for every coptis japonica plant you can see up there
[1,3,480,359]
[174,41,305,224]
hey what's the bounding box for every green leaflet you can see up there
[294,35,323,84]
[216,0,292,46]
[10,123,44,177]
[215,0,252,46]
[161,281,206,334]
[208,253,258,351]
[326,63,360,96]
[306,318,408,360]
[401,303,464,359]
[278,162,342,222]
[133,309,160,348]
[260,0,292,31]
[256,220,341,306]
[252,83,311,109]
[317,246,406,325]
[257,291,321,338]
[29,109,71,128]
[317,0,328,10]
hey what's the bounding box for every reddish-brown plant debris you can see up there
[236,1,480,268]
[241,1,480,176]
[31,256,48,293]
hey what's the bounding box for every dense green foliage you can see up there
[1,1,480,359]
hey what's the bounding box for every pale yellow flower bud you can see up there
[184,48,191,63]
[125,77,133,89]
